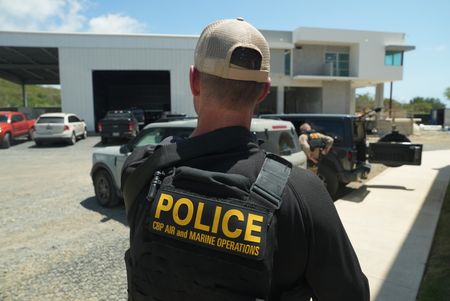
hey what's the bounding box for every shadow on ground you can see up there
[336,183,415,203]
[80,196,128,226]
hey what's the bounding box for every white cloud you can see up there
[425,45,448,53]
[88,13,146,33]
[0,0,146,33]
[0,0,84,31]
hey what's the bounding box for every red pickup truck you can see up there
[0,111,36,148]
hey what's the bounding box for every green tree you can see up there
[355,93,375,113]
[445,87,450,100]
[407,97,445,114]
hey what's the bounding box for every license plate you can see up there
[112,132,120,137]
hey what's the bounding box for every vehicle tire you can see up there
[1,133,11,148]
[69,132,76,145]
[317,164,339,198]
[378,132,411,143]
[101,137,108,144]
[377,132,411,168]
[82,128,88,139]
[94,170,120,207]
[35,140,43,147]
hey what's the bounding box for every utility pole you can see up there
[22,82,28,108]
[389,81,393,119]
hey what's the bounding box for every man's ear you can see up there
[189,66,200,96]
[256,78,271,104]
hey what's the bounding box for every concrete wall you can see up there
[270,49,286,75]
[322,81,352,113]
[377,119,414,136]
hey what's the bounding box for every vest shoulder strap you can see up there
[250,153,292,210]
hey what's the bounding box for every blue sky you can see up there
[1,0,449,104]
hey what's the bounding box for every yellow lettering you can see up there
[245,213,263,243]
[222,209,243,239]
[155,193,173,218]
[194,202,210,232]
[173,198,194,226]
[152,221,164,231]
[211,206,222,233]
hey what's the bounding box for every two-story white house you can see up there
[259,27,414,116]
[0,26,414,131]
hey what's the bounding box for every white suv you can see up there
[34,113,87,146]
[91,118,306,207]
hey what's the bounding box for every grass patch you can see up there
[416,182,450,301]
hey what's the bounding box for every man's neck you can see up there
[191,105,253,137]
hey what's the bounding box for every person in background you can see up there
[298,122,334,165]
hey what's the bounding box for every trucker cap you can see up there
[194,18,270,83]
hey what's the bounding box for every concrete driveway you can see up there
[335,149,450,301]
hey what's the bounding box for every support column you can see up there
[22,83,28,108]
[277,86,284,113]
[349,88,356,115]
[375,83,384,122]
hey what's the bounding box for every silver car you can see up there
[91,118,306,207]
[34,113,87,146]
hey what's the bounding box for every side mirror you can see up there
[119,144,130,154]
[333,136,342,144]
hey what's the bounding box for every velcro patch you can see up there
[148,188,269,260]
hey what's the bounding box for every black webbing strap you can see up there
[250,153,292,210]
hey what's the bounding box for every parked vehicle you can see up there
[34,113,87,146]
[129,107,146,129]
[0,111,36,148]
[260,113,423,197]
[98,110,139,144]
[91,118,307,207]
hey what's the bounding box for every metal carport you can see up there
[0,46,59,106]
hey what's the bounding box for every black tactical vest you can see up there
[305,130,327,150]
[125,153,291,301]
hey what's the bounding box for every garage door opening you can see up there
[92,70,170,130]
[284,87,322,113]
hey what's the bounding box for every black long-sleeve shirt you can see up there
[123,126,369,301]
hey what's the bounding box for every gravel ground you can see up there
[0,137,128,301]
[1,130,449,300]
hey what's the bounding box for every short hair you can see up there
[198,47,267,110]
[299,123,311,133]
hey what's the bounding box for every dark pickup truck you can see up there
[98,110,139,144]
[260,113,423,197]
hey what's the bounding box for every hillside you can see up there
[0,79,61,108]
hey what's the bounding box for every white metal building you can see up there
[0,27,414,131]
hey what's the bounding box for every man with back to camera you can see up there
[122,18,369,301]
[298,122,334,165]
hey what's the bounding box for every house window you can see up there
[325,52,349,76]
[284,50,291,76]
[385,51,403,66]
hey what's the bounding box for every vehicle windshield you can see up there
[37,117,64,124]
[0,115,8,122]
[133,127,194,148]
